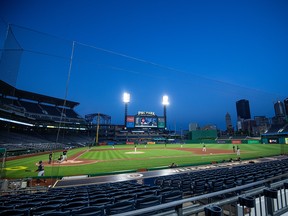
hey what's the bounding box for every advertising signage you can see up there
[158,117,165,128]
[126,116,135,128]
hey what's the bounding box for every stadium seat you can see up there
[107,190,126,197]
[61,201,89,212]
[15,203,40,211]
[42,200,67,206]
[161,190,183,203]
[211,180,224,192]
[170,179,182,189]
[4,200,27,206]
[162,179,172,187]
[223,178,235,189]
[243,176,254,185]
[105,200,135,215]
[40,211,71,216]
[0,209,29,216]
[193,180,206,195]
[125,188,145,194]
[136,190,157,199]
[156,187,173,195]
[71,206,105,216]
[0,206,15,212]
[89,193,107,200]
[30,205,61,216]
[114,194,136,203]
[181,179,193,195]
[135,195,162,215]
[69,196,89,203]
[154,178,163,187]
[89,198,114,207]
[161,191,183,213]
[135,195,162,209]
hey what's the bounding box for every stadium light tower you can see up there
[123,92,130,127]
[162,95,169,129]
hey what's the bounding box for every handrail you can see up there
[114,172,288,216]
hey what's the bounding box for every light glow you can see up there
[162,95,169,105]
[123,92,130,103]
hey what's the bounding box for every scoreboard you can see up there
[126,111,165,129]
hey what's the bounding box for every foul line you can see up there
[72,149,90,161]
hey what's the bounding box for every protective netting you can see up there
[0,26,23,87]
[0,24,283,129]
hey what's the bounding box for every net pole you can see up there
[55,40,75,144]
[0,148,6,179]
[52,41,75,182]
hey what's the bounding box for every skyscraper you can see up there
[284,98,288,117]
[225,112,232,130]
[274,101,285,117]
[236,99,251,120]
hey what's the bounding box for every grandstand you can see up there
[0,80,95,151]
[0,80,84,122]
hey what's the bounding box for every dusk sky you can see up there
[0,0,288,130]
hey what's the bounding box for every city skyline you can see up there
[0,0,288,130]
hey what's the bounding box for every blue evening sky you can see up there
[0,0,287,130]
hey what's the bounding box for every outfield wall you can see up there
[186,139,261,144]
[262,136,288,144]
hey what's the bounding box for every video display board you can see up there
[135,116,158,128]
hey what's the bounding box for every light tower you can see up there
[162,95,169,129]
[123,92,130,127]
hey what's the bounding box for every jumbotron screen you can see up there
[135,116,158,128]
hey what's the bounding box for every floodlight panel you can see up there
[162,95,169,105]
[123,92,130,103]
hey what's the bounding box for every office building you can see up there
[274,101,285,118]
[236,99,251,120]
[284,98,288,117]
[225,112,233,130]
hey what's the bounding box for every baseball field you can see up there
[3,143,287,179]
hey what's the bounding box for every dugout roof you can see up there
[0,80,79,108]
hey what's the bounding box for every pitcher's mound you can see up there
[125,151,144,154]
[56,160,84,164]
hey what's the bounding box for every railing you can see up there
[114,173,288,216]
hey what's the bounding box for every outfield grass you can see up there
[3,143,287,179]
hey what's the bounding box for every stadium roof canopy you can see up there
[0,80,79,108]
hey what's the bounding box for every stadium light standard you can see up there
[162,95,169,130]
[123,92,130,128]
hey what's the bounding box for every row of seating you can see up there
[14,100,81,120]
[0,197,172,216]
[0,130,93,151]
[0,185,182,215]
[154,158,288,196]
[0,181,175,205]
